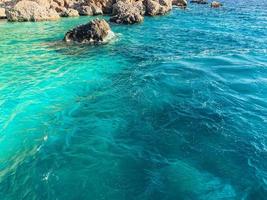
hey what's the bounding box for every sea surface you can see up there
[0,0,267,199]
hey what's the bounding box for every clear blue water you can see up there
[0,0,267,199]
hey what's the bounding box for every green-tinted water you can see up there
[0,1,267,199]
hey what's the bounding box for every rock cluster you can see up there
[5,0,60,21]
[64,18,112,43]
[0,0,187,23]
[0,0,224,23]
[1,0,224,45]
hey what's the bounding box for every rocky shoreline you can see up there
[0,0,222,44]
[0,0,222,22]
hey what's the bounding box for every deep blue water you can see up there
[0,0,267,199]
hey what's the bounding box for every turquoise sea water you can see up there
[0,0,267,199]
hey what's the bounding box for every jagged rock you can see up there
[90,3,103,15]
[110,0,143,24]
[64,19,113,44]
[99,0,114,14]
[190,0,208,4]
[54,0,64,7]
[134,0,146,15]
[0,7,6,19]
[32,0,51,9]
[145,0,172,16]
[172,0,187,7]
[211,1,222,8]
[51,3,67,14]
[76,5,93,15]
[5,0,60,22]
[61,8,79,16]
[112,0,144,15]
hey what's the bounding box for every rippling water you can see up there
[0,0,267,199]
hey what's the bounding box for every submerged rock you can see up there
[211,1,222,8]
[64,19,113,44]
[110,0,144,24]
[5,0,60,22]
[0,7,6,19]
[172,0,187,8]
[190,0,208,4]
[145,0,172,16]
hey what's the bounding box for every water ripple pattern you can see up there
[0,0,267,199]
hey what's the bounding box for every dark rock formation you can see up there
[64,19,113,44]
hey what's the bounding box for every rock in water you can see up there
[0,7,6,19]
[190,0,208,4]
[145,0,172,16]
[5,0,60,22]
[172,0,187,8]
[211,1,222,8]
[110,0,144,24]
[64,19,113,44]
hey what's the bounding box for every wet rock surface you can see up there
[64,18,112,44]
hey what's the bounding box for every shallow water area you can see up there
[0,0,267,199]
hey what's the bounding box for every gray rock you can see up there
[5,0,60,22]
[64,19,113,44]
